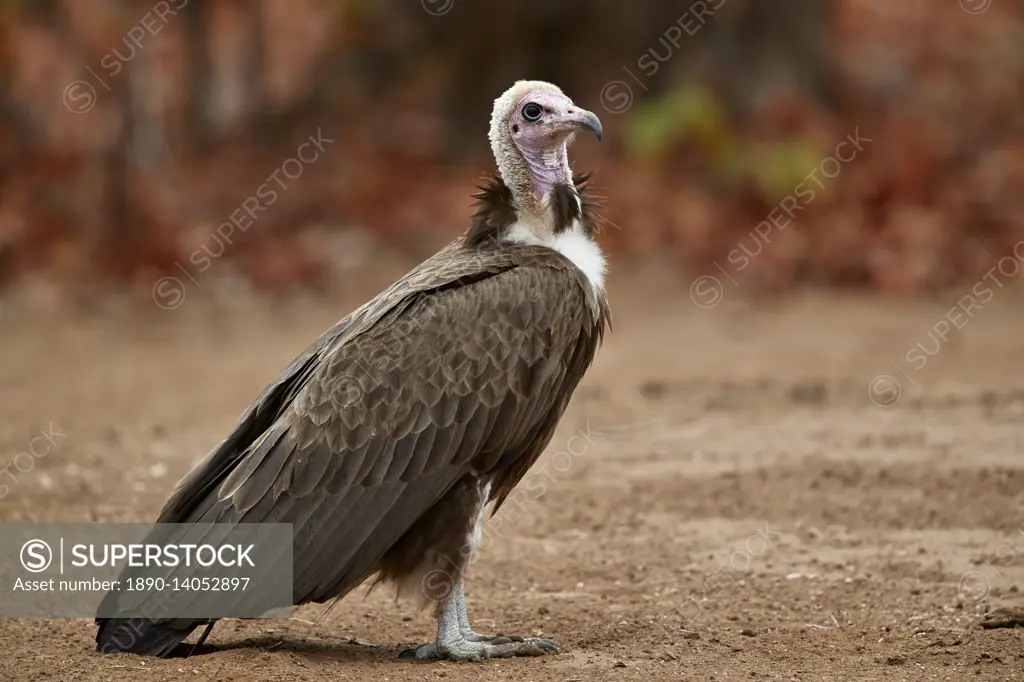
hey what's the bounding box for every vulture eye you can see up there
[522,103,542,121]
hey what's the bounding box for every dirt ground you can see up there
[2,262,1024,681]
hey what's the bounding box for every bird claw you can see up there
[399,634,559,661]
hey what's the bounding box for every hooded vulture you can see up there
[96,80,609,662]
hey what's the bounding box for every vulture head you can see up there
[488,80,602,222]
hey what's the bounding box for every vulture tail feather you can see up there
[95,617,197,658]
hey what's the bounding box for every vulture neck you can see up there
[493,132,572,220]
[518,142,571,205]
[498,152,607,293]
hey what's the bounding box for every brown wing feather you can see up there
[154,243,606,606]
[157,241,516,524]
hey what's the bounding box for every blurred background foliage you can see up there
[0,0,1022,304]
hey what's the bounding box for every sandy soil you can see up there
[2,263,1024,681]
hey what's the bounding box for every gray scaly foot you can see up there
[399,580,559,662]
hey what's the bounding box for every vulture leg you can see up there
[399,579,559,661]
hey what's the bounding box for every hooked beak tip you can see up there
[583,111,603,142]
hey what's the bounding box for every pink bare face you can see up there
[507,88,602,198]
[508,89,602,154]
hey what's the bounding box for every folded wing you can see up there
[155,249,596,605]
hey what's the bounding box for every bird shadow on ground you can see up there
[178,635,397,663]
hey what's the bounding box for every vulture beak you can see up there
[561,108,603,142]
